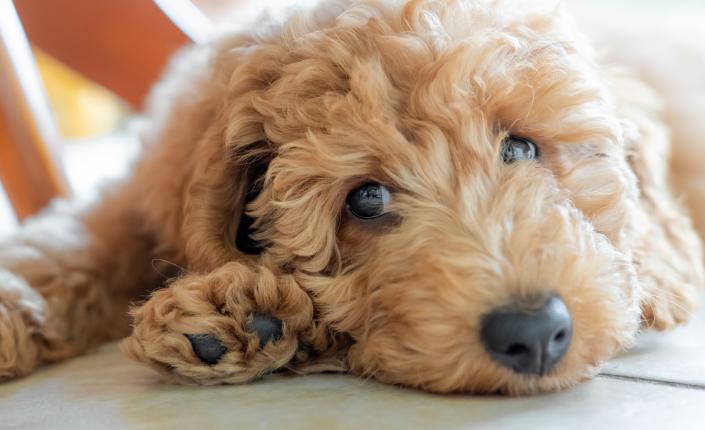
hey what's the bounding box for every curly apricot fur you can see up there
[1,0,703,395]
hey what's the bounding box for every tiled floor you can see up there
[0,301,704,430]
[601,308,705,388]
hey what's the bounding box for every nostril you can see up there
[505,343,530,357]
[553,329,566,343]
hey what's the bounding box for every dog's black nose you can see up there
[480,295,572,376]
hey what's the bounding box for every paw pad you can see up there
[186,334,228,365]
[247,313,282,348]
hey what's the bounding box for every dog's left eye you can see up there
[502,136,539,164]
[346,183,391,219]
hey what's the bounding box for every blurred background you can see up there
[0,0,300,237]
[0,0,703,238]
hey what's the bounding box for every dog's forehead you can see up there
[245,0,616,187]
[258,1,594,132]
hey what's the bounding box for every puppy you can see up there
[1,0,703,395]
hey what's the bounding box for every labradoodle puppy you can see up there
[1,0,704,395]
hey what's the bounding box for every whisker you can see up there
[151,258,188,279]
[260,350,305,376]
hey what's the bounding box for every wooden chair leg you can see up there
[0,0,68,221]
[14,0,192,110]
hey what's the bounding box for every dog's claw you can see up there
[247,313,282,348]
[186,333,228,365]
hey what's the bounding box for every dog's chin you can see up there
[468,363,600,396]
[348,325,636,395]
[343,259,642,395]
[356,291,640,395]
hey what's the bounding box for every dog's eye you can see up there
[346,183,391,219]
[502,136,539,164]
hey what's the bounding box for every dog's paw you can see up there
[121,262,313,385]
[640,280,700,331]
[0,269,47,381]
[184,313,282,364]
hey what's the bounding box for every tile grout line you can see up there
[598,373,705,391]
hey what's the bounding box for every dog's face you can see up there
[183,0,645,394]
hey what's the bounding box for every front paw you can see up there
[0,270,46,380]
[641,280,700,331]
[121,263,311,385]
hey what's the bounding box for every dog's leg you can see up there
[0,188,160,380]
[122,261,344,385]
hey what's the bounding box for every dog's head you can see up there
[148,0,658,394]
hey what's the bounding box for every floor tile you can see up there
[602,293,705,387]
[1,343,704,430]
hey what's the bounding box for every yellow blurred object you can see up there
[34,50,128,139]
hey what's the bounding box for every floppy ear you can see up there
[130,39,277,271]
[609,69,705,330]
[233,145,271,256]
[176,129,279,271]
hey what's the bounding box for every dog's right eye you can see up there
[502,135,539,164]
[346,183,391,219]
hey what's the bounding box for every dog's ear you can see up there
[180,135,276,269]
[135,41,282,269]
[606,68,705,330]
[234,146,271,255]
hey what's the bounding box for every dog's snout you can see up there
[480,295,572,376]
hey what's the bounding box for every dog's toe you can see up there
[247,313,283,348]
[186,333,228,365]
